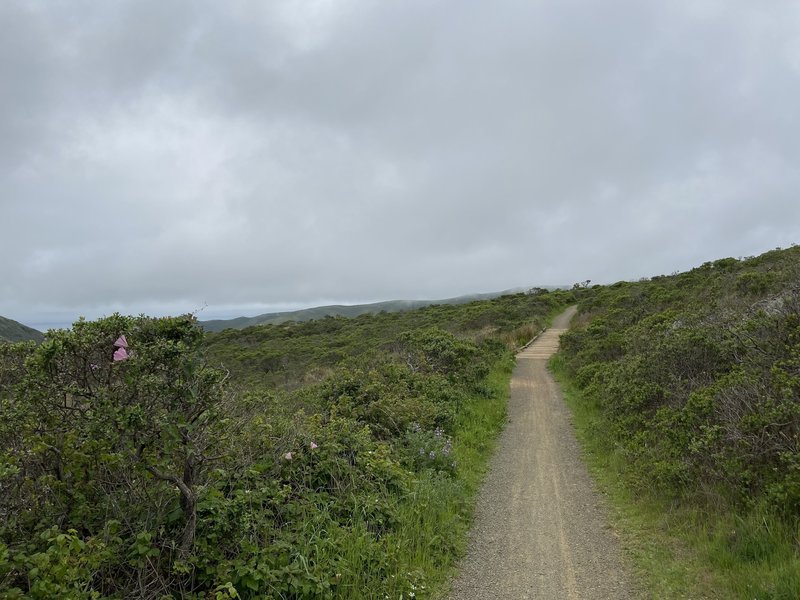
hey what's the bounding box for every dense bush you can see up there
[1,290,568,597]
[203,291,566,391]
[560,246,800,519]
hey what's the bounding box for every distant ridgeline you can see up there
[198,289,547,332]
[0,315,43,343]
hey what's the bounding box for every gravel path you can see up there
[448,306,638,599]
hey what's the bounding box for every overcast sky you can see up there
[2,0,799,329]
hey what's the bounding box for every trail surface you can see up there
[449,306,637,599]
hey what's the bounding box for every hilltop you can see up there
[0,315,43,343]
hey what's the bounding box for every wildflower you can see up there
[411,422,421,433]
[434,427,444,438]
[429,451,436,459]
[284,452,293,460]
[419,447,425,455]
[113,335,128,348]
[113,347,128,361]
[310,441,318,450]
[90,363,100,371]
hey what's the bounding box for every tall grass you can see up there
[500,323,540,349]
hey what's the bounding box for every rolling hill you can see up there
[0,315,44,343]
[199,289,538,332]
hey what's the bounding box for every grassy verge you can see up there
[550,354,800,599]
[451,352,515,496]
[419,352,516,599]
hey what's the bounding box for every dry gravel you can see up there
[448,306,639,599]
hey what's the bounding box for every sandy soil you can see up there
[448,306,639,599]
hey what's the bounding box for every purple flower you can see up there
[112,347,128,362]
[310,441,318,450]
[284,452,293,460]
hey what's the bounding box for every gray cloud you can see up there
[2,0,799,328]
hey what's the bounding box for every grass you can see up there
[549,354,800,599]
[424,353,515,599]
[452,354,515,494]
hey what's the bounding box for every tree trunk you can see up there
[144,463,198,558]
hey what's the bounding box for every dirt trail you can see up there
[449,306,637,599]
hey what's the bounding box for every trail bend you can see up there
[449,306,638,599]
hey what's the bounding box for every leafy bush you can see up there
[1,290,567,597]
[560,246,800,517]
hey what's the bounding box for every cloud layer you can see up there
[2,0,799,327]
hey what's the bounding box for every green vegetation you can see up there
[203,292,564,391]
[9,243,797,598]
[0,317,43,344]
[0,290,568,598]
[556,246,800,598]
[199,290,524,333]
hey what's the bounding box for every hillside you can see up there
[199,290,533,332]
[0,315,43,343]
[557,245,800,597]
[203,290,562,390]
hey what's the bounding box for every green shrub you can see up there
[559,246,800,589]
[1,289,565,597]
